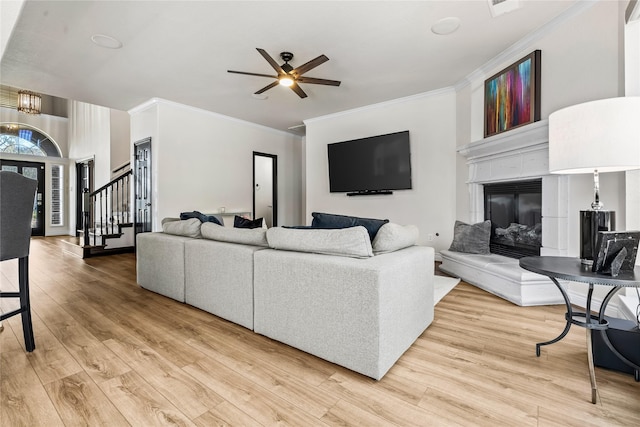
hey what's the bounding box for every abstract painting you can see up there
[484,50,541,138]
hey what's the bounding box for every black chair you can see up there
[0,171,38,351]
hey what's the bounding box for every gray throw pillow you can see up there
[449,220,491,254]
[162,218,202,238]
[266,226,374,258]
[372,223,419,254]
[201,222,268,247]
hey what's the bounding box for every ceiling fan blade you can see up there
[228,70,278,79]
[292,55,329,76]
[256,48,287,75]
[296,76,341,86]
[290,82,308,99]
[255,81,279,94]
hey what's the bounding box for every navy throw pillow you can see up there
[311,212,389,240]
[234,215,263,229]
[180,211,223,226]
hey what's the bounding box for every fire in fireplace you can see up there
[484,179,542,258]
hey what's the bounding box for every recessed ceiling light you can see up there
[91,34,123,49]
[431,17,461,36]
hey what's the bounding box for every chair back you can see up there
[0,171,38,261]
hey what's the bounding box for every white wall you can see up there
[109,109,131,173]
[129,99,303,231]
[304,89,457,252]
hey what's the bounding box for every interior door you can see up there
[1,159,45,236]
[75,159,94,235]
[134,137,152,235]
[253,152,277,228]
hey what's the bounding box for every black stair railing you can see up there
[83,169,132,247]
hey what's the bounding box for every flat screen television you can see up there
[327,130,412,195]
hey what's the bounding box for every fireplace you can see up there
[440,120,568,306]
[484,179,542,258]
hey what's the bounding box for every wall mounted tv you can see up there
[327,130,412,196]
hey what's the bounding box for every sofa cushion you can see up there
[162,218,201,238]
[201,222,268,247]
[266,226,373,258]
[311,212,389,240]
[234,215,263,229]
[180,210,224,226]
[448,220,491,254]
[372,223,419,254]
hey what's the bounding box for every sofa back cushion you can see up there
[162,218,202,238]
[266,226,373,258]
[310,212,388,240]
[201,222,268,247]
[372,223,419,254]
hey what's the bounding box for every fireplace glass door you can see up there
[484,180,542,258]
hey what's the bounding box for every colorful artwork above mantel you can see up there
[484,50,541,138]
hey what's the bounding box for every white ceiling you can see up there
[0,0,581,133]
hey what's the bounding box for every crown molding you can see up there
[454,0,597,91]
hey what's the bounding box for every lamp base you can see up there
[580,210,615,265]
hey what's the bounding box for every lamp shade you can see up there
[548,97,640,174]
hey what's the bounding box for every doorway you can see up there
[253,152,277,228]
[1,159,45,236]
[134,137,152,235]
[75,158,94,235]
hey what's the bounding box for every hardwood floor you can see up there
[1,237,638,426]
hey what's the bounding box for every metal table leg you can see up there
[536,277,573,356]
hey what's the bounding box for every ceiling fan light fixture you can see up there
[279,76,295,87]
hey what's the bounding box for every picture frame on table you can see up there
[484,50,541,138]
[592,231,640,277]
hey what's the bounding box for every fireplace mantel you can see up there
[441,119,568,306]
[458,119,549,161]
[458,120,550,184]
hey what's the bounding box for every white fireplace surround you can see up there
[459,119,569,257]
[440,120,568,306]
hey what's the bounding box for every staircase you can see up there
[61,168,134,258]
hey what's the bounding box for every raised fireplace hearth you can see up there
[440,120,566,306]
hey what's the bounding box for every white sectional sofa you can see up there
[136,218,434,380]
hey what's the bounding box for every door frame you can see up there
[0,159,45,236]
[252,151,278,227]
[75,157,94,236]
[134,137,152,239]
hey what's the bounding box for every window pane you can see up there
[51,165,63,226]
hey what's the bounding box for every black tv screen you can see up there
[328,130,412,193]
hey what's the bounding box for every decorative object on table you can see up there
[484,50,541,137]
[592,231,640,277]
[548,96,640,265]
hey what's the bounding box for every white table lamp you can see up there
[548,97,640,264]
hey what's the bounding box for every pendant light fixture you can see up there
[17,90,42,115]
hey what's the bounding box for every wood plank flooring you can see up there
[1,237,638,426]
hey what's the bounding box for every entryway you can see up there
[0,159,45,236]
[253,152,277,228]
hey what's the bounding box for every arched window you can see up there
[0,123,61,157]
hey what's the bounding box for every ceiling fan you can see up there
[228,48,341,99]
